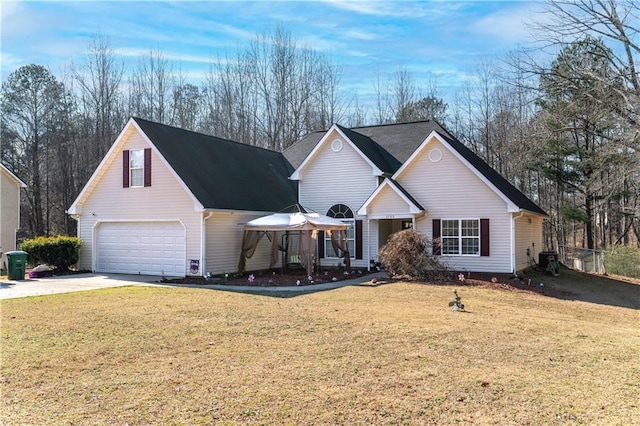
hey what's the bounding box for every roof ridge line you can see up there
[132,116,283,155]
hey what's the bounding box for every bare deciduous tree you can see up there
[72,34,125,181]
[129,49,173,123]
[533,0,639,137]
[1,65,66,236]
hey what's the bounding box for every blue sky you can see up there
[1,1,545,105]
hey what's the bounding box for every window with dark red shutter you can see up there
[355,220,363,259]
[480,218,490,256]
[432,219,441,255]
[318,231,325,258]
[123,150,130,188]
[144,148,152,187]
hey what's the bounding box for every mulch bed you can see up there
[163,269,374,287]
[434,271,574,298]
[164,268,573,297]
[23,266,572,297]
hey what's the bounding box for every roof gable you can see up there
[285,120,449,169]
[0,163,27,188]
[69,119,146,214]
[394,131,547,215]
[134,118,297,212]
[335,125,401,174]
[70,118,298,214]
[286,120,545,215]
[357,178,424,217]
[289,125,384,180]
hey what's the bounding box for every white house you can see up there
[68,117,297,277]
[285,122,547,274]
[69,117,546,276]
[1,163,27,271]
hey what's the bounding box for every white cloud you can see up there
[1,52,25,78]
[0,1,20,21]
[470,3,543,46]
[344,29,379,41]
[114,48,212,64]
[322,0,426,18]
[208,22,255,41]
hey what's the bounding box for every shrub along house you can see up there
[69,117,546,277]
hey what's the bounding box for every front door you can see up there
[378,219,413,249]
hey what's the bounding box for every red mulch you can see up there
[165,269,572,297]
[163,269,373,287]
[435,272,574,298]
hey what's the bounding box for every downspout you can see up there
[67,213,81,269]
[511,211,524,275]
[201,212,214,276]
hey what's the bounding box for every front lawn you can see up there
[1,272,638,424]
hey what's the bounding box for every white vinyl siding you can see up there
[296,129,378,268]
[514,214,545,272]
[397,138,512,272]
[75,128,202,275]
[366,185,415,217]
[205,211,276,275]
[0,169,22,270]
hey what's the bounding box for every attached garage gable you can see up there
[96,221,186,276]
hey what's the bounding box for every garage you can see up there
[95,221,186,276]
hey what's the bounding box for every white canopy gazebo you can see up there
[238,207,350,276]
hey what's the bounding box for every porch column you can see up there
[367,219,371,271]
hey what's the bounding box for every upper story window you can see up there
[130,149,144,187]
[325,203,355,258]
[123,148,151,188]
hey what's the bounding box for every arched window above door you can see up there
[325,204,355,259]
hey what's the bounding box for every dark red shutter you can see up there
[355,220,363,259]
[144,148,152,187]
[123,150,130,188]
[480,219,490,256]
[432,219,441,255]
[318,231,325,258]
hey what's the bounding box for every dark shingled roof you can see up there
[385,178,425,211]
[284,120,546,216]
[283,130,324,169]
[336,125,401,174]
[434,130,547,215]
[284,120,450,170]
[133,117,297,212]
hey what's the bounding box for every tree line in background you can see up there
[1,0,638,254]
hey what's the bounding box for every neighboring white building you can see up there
[0,163,27,272]
[69,117,547,277]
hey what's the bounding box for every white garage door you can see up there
[96,222,186,275]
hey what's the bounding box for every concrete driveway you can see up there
[0,273,162,300]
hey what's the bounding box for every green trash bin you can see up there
[7,251,28,280]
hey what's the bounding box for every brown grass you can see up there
[1,271,639,425]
